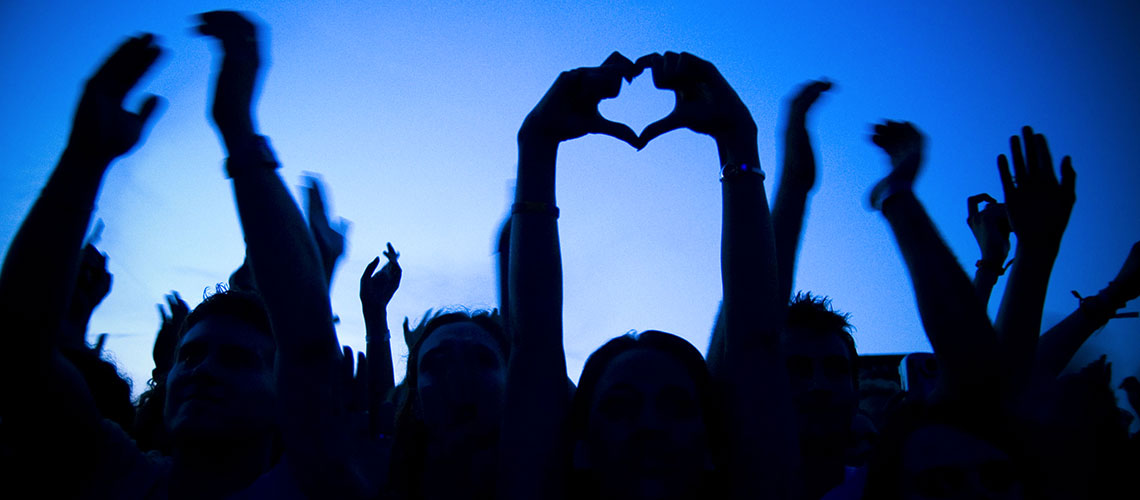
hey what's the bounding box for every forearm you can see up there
[1,151,108,364]
[973,268,1001,307]
[719,133,782,353]
[500,138,569,500]
[1035,289,1124,377]
[230,165,340,360]
[880,192,998,398]
[364,311,395,421]
[773,116,815,303]
[718,133,798,499]
[994,245,1058,388]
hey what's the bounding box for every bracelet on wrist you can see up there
[224,135,279,178]
[511,201,559,218]
[719,161,765,182]
[1072,290,1138,321]
[975,258,1013,276]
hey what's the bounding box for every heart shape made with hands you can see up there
[597,63,677,143]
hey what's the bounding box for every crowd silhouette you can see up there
[2,10,1138,500]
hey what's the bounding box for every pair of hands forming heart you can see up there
[519,51,758,156]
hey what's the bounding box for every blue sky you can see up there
[1,0,1137,399]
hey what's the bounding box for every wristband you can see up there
[719,161,765,182]
[1071,290,1138,321]
[975,258,1012,276]
[224,135,279,178]
[512,201,559,218]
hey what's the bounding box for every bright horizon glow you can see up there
[1,1,1137,404]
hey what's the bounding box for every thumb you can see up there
[639,111,685,149]
[137,94,162,126]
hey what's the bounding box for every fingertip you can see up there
[139,94,161,121]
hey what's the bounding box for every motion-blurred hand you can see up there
[304,175,349,284]
[153,291,189,376]
[869,120,924,209]
[196,10,261,148]
[788,79,833,120]
[68,34,163,163]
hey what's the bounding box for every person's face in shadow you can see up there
[782,328,857,447]
[415,322,506,453]
[164,314,277,442]
[582,348,708,500]
[901,424,1021,500]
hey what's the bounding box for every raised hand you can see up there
[997,126,1076,251]
[153,291,188,376]
[60,243,113,350]
[196,10,261,149]
[67,34,163,164]
[636,51,757,161]
[518,51,641,149]
[789,79,833,120]
[967,193,1012,269]
[304,175,350,284]
[869,120,924,210]
[70,244,112,316]
[360,243,402,321]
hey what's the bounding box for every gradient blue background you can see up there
[2,1,1137,414]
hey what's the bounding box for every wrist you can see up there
[516,136,558,200]
[715,128,759,166]
[61,144,114,172]
[224,135,279,178]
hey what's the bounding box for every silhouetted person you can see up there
[498,50,797,500]
[781,293,864,499]
[390,310,507,500]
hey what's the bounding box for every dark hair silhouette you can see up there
[389,309,506,500]
[567,330,724,499]
[786,291,858,384]
[180,286,273,342]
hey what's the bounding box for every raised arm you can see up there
[197,10,351,495]
[1036,241,1139,377]
[304,174,349,287]
[639,51,796,499]
[360,243,401,435]
[0,33,162,495]
[993,127,1076,391]
[1,35,160,369]
[708,80,831,374]
[869,121,1000,403]
[966,193,1011,306]
[773,79,831,302]
[500,52,640,500]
